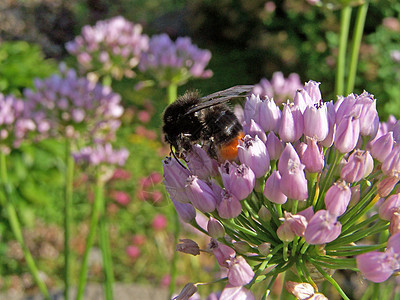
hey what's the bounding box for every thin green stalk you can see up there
[0,152,50,300]
[99,191,114,300]
[168,84,178,104]
[168,206,180,299]
[64,138,74,300]
[76,176,104,300]
[346,2,369,95]
[335,6,352,96]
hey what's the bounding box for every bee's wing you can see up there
[185,85,253,115]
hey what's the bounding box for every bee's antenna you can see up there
[170,145,187,169]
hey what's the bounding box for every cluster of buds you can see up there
[24,63,123,143]
[164,80,400,298]
[252,72,303,105]
[0,93,36,154]
[66,16,149,80]
[138,33,213,87]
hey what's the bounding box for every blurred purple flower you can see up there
[73,143,129,167]
[25,64,123,143]
[66,16,149,80]
[138,33,212,87]
[252,72,302,105]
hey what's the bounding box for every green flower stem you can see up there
[64,138,74,300]
[0,152,50,300]
[168,205,180,299]
[99,194,114,300]
[328,219,388,247]
[168,83,178,104]
[335,5,352,97]
[311,262,350,300]
[326,243,386,253]
[340,213,379,237]
[76,176,104,300]
[298,258,318,291]
[340,187,378,229]
[346,2,369,95]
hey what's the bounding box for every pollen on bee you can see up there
[218,132,245,161]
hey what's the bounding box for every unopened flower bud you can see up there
[303,101,328,141]
[258,206,271,222]
[173,283,197,300]
[266,131,284,160]
[302,138,324,173]
[233,241,252,254]
[176,239,200,256]
[258,242,271,256]
[279,104,304,143]
[245,119,267,143]
[340,150,373,183]
[207,217,225,239]
[285,281,315,300]
[277,221,295,242]
[186,144,218,179]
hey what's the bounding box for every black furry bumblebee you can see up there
[162,85,253,161]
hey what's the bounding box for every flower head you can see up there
[66,16,149,80]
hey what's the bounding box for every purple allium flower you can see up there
[334,114,360,154]
[279,104,304,143]
[66,16,149,80]
[340,150,373,183]
[324,180,351,217]
[219,161,255,201]
[185,175,217,213]
[0,93,36,153]
[356,232,400,283]
[238,135,270,178]
[219,285,255,300]
[138,34,212,87]
[172,200,196,223]
[252,72,302,105]
[379,193,400,221]
[73,143,129,167]
[25,64,123,142]
[186,144,218,179]
[162,80,400,297]
[304,210,342,244]
[217,189,242,219]
[163,156,191,203]
[370,132,394,162]
[209,239,236,268]
[303,101,329,141]
[264,170,287,204]
[227,256,254,286]
[301,138,324,173]
[266,131,284,160]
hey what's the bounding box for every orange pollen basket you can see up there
[218,132,245,161]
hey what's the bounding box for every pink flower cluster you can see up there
[0,93,36,153]
[252,72,303,105]
[66,16,149,80]
[24,63,123,143]
[138,34,213,86]
[164,79,400,297]
[73,143,129,167]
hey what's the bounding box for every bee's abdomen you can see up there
[203,105,243,145]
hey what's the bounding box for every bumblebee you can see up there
[162,85,253,161]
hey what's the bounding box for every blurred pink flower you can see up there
[152,214,168,231]
[110,190,131,206]
[126,245,140,259]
